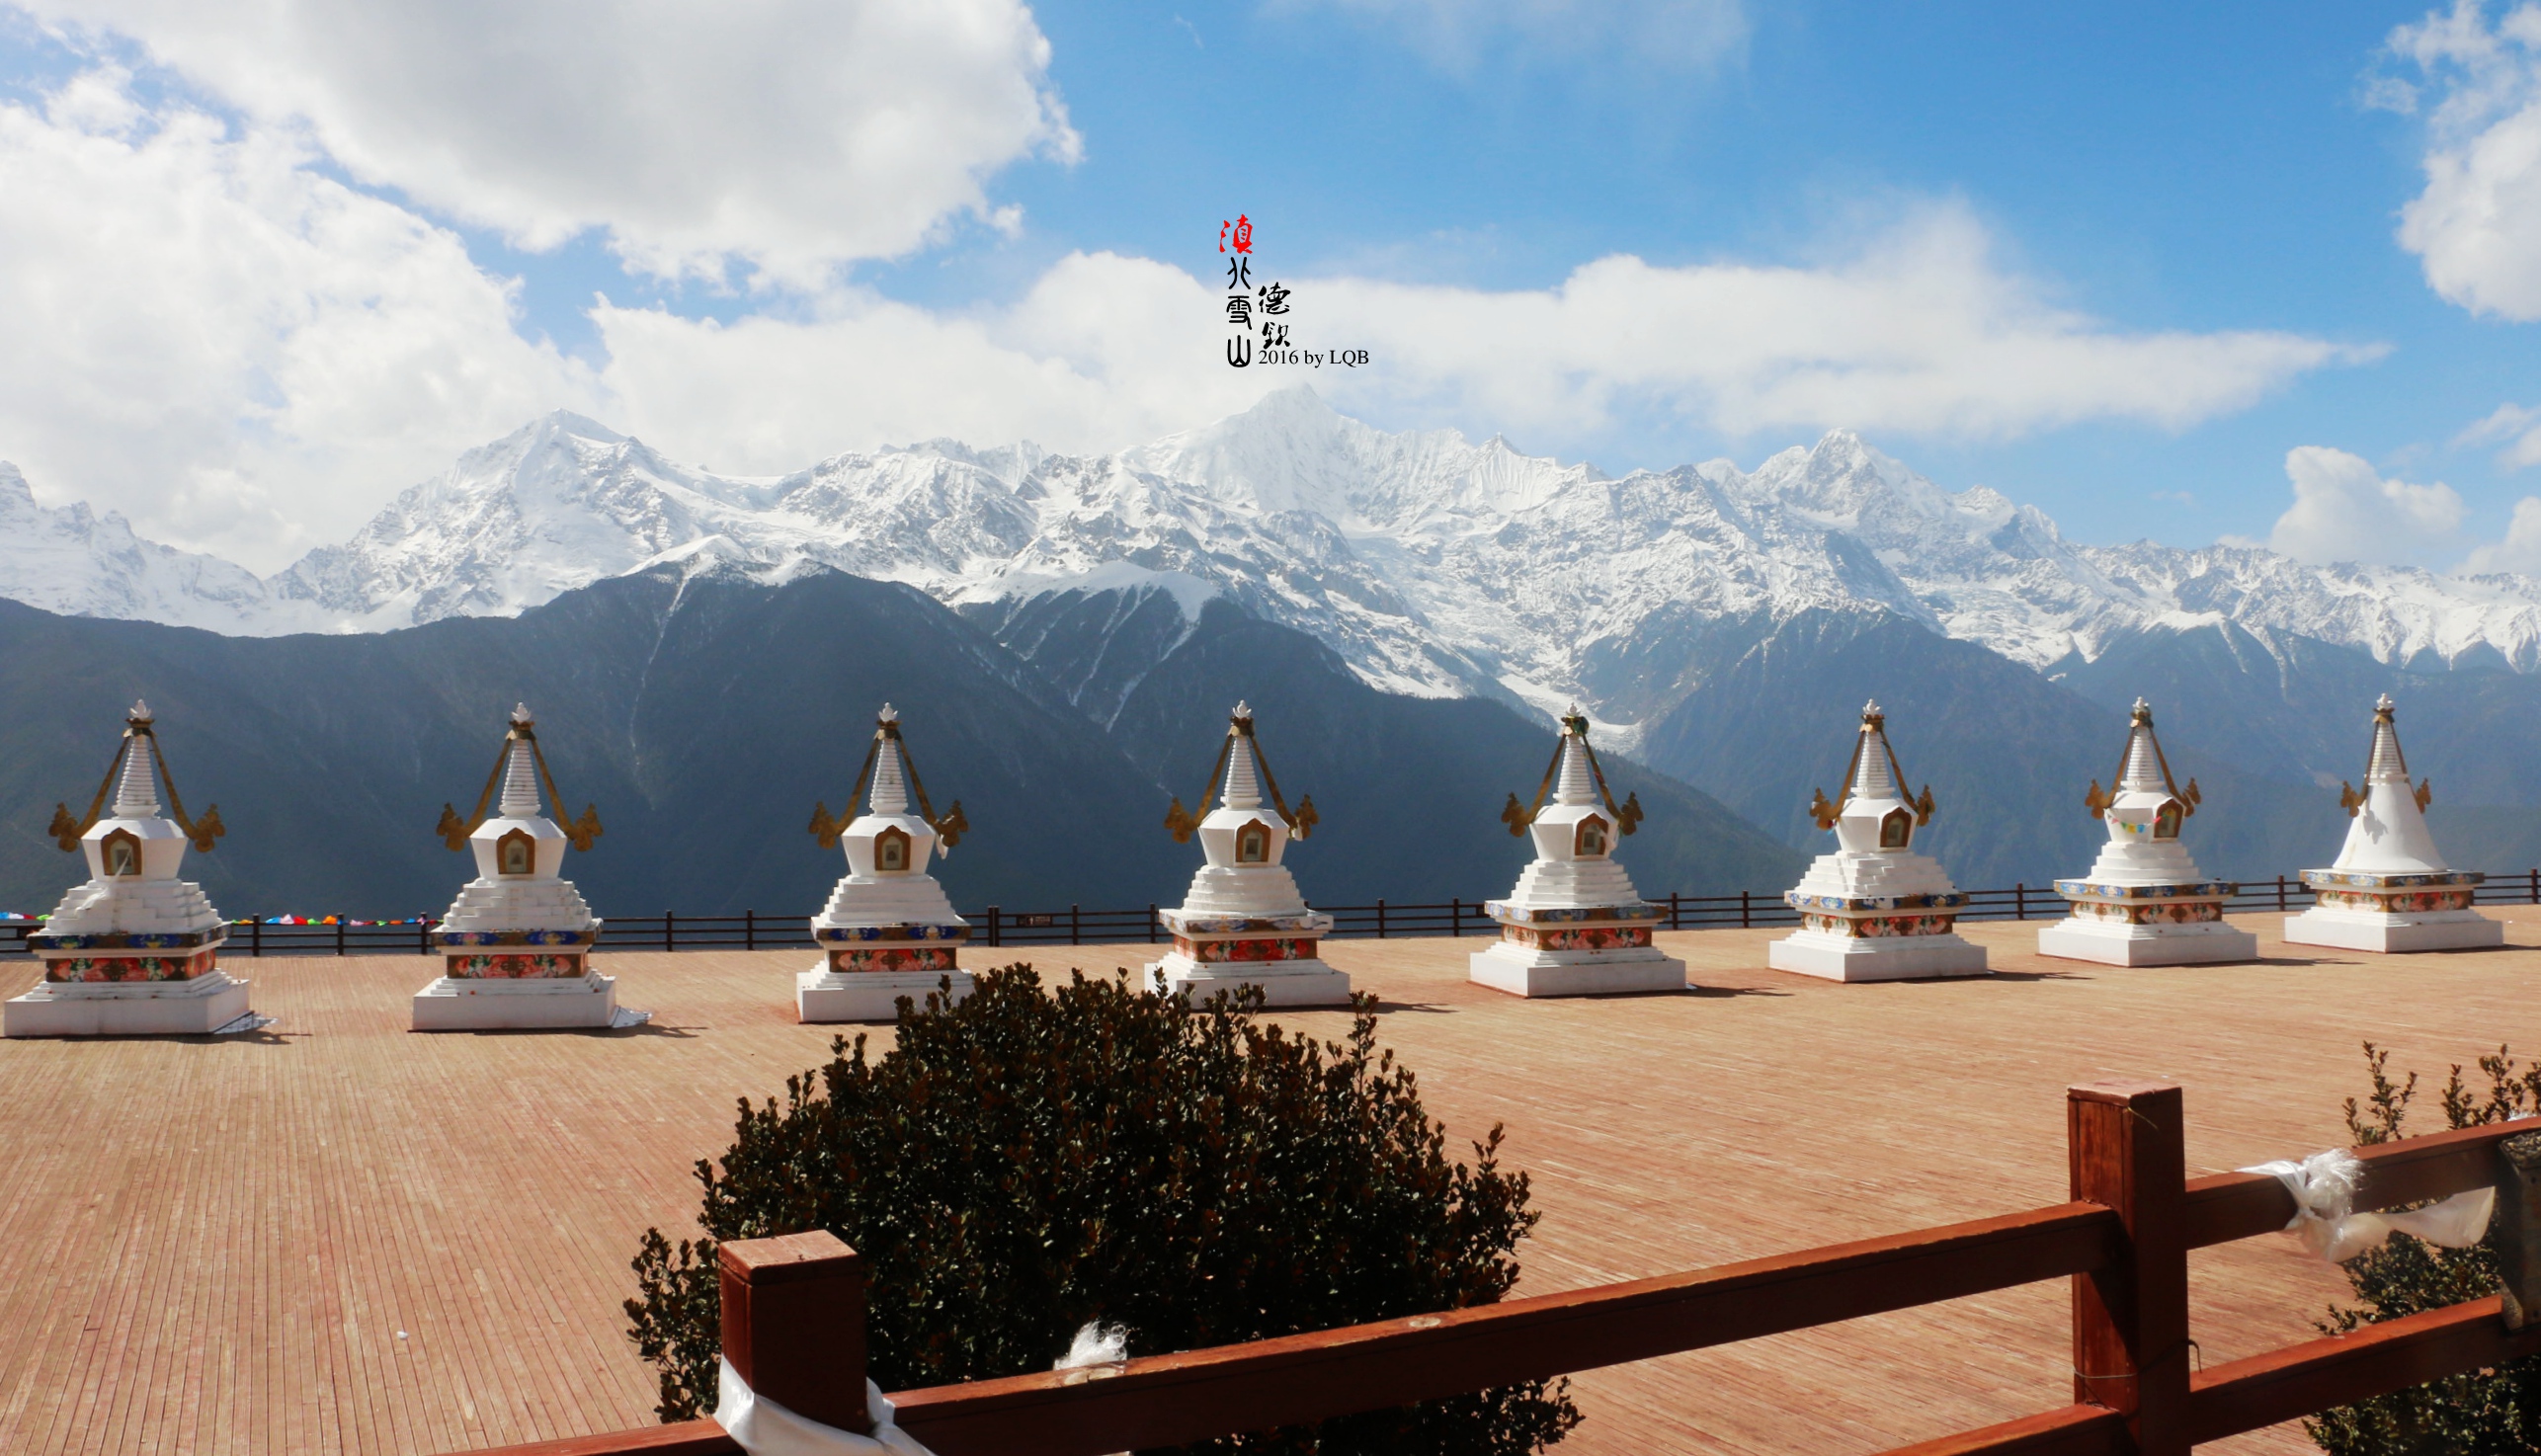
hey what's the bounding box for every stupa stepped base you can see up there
[1468,942,1688,998]
[5,970,252,1037]
[797,967,974,1022]
[1147,954,1353,1008]
[2280,908,2503,954]
[412,972,618,1030]
[2036,920,2258,967]
[1768,930,1988,982]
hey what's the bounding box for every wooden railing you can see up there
[463,1082,2541,1456]
[12,865,2541,957]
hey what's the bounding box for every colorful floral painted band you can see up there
[2300,869,2484,890]
[2053,880,2237,902]
[1483,902,1662,926]
[814,923,971,942]
[30,926,227,951]
[432,927,601,948]
[1784,891,1969,913]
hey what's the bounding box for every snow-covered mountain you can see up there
[12,388,2541,739]
[0,462,324,633]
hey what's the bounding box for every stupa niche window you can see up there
[497,829,536,877]
[1236,822,1271,864]
[101,829,142,877]
[875,827,911,873]
[2154,800,2184,841]
[1879,807,1915,849]
[1574,815,1610,857]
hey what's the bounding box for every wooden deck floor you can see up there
[0,909,2534,1456]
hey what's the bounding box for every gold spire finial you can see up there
[1506,706,1643,839]
[810,704,965,852]
[442,704,600,851]
[51,702,221,853]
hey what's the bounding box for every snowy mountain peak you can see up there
[0,459,287,632]
[14,387,2541,734]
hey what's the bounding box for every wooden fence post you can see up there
[746,909,756,951]
[2069,1081,2189,1456]
[2499,1131,2541,1330]
[2276,875,2287,912]
[1147,903,1159,944]
[719,1231,871,1433]
[665,910,676,953]
[1377,900,1388,939]
[1450,898,1462,937]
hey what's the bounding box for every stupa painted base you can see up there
[2036,920,2258,966]
[1146,954,1352,1007]
[1768,930,1989,982]
[797,967,974,1021]
[412,972,617,1030]
[1467,943,1687,998]
[1147,907,1349,1006]
[2280,909,2503,953]
[4,970,252,1037]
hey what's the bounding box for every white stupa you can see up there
[7,702,253,1036]
[1768,701,1988,981]
[1470,708,1687,997]
[415,704,621,1029]
[799,705,974,1022]
[1146,703,1350,1008]
[2283,694,2501,953]
[2038,699,2256,966]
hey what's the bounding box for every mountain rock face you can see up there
[19,390,2541,730]
[11,389,2541,891]
[0,569,1801,917]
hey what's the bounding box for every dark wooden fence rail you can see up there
[11,866,2541,958]
[465,1084,2541,1456]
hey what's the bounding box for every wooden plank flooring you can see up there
[0,909,2534,1455]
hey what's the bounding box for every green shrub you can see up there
[2307,1042,2541,1456]
[624,963,1580,1455]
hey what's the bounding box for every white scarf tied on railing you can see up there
[714,1358,938,1456]
[2238,1148,2496,1262]
[714,1322,1130,1456]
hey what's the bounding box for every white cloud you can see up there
[0,67,595,571]
[2265,446,2468,566]
[2380,0,2541,318]
[2465,494,2541,570]
[2457,399,2541,466]
[590,203,2376,476]
[592,253,1273,472]
[18,0,1076,285]
[1280,0,1750,72]
[1308,205,2375,440]
[0,39,2375,575]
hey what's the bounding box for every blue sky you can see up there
[2,1,2539,572]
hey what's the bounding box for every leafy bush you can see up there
[2307,1041,2541,1456]
[625,963,1580,1455]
